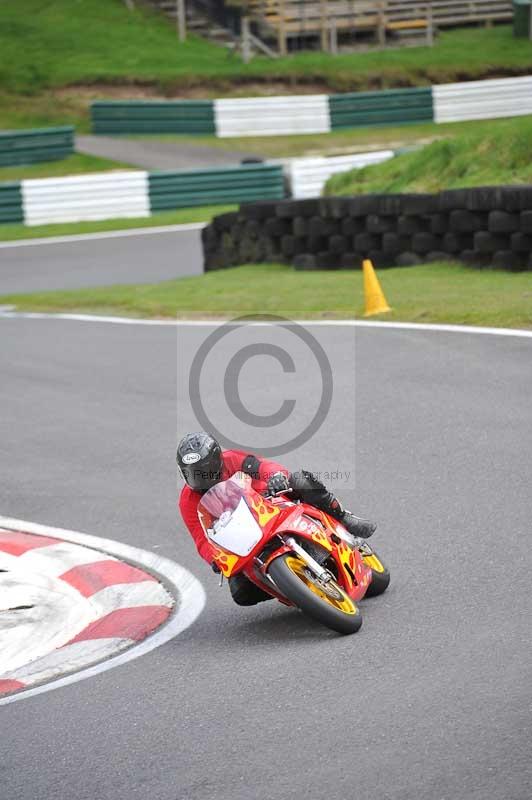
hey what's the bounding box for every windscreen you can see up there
[198,472,265,557]
[198,471,252,523]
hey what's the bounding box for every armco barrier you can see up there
[21,172,150,226]
[202,187,532,271]
[289,151,395,199]
[0,164,285,226]
[0,127,74,167]
[0,182,23,224]
[329,88,433,129]
[90,76,532,137]
[149,164,285,210]
[214,96,331,137]
[91,101,216,135]
[433,75,532,123]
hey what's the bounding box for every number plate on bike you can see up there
[208,497,264,556]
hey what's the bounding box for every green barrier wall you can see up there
[92,101,216,135]
[513,0,532,36]
[149,164,285,210]
[0,182,23,223]
[329,87,434,129]
[0,127,74,167]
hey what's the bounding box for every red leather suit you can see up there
[178,449,287,564]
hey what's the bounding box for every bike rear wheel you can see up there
[361,549,391,598]
[268,553,362,635]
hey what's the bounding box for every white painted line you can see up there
[0,310,178,325]
[1,310,532,339]
[345,319,532,339]
[10,638,131,684]
[0,515,206,706]
[0,222,206,249]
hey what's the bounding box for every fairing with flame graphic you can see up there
[197,471,376,604]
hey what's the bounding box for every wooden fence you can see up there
[244,0,512,52]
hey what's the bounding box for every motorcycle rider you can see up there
[177,431,376,607]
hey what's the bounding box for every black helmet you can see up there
[177,432,222,493]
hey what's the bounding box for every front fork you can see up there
[283,537,333,582]
[257,535,332,584]
[253,534,375,600]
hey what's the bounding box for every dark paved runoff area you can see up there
[1,317,531,800]
[0,227,203,294]
[77,135,257,171]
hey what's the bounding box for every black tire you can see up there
[267,553,362,635]
[364,568,391,597]
[362,551,391,598]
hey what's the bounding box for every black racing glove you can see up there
[211,561,221,574]
[266,471,290,497]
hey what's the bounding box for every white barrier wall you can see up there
[21,171,150,226]
[289,150,395,199]
[214,95,331,138]
[433,75,532,124]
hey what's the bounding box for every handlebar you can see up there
[264,488,294,500]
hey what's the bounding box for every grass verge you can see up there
[2,262,531,329]
[0,205,236,242]
[0,152,135,181]
[325,115,532,193]
[134,115,532,159]
[0,89,94,133]
[1,1,531,94]
[1,1,531,132]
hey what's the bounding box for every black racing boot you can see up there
[289,470,376,539]
[228,574,272,606]
[322,494,377,539]
[340,511,376,539]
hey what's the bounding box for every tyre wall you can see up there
[202,187,532,272]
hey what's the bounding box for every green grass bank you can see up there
[0,206,236,242]
[325,115,532,194]
[131,116,531,160]
[1,2,530,94]
[2,262,531,329]
[1,0,531,131]
[0,152,135,181]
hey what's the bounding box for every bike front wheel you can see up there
[267,553,362,635]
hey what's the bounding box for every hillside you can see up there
[1,1,531,93]
[1,0,532,132]
[324,116,532,195]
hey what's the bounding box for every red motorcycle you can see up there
[198,471,390,635]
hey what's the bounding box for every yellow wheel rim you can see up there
[362,554,386,573]
[284,556,358,615]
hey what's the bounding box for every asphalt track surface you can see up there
[77,135,256,171]
[2,313,531,800]
[0,227,203,294]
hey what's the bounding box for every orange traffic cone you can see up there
[362,259,391,316]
